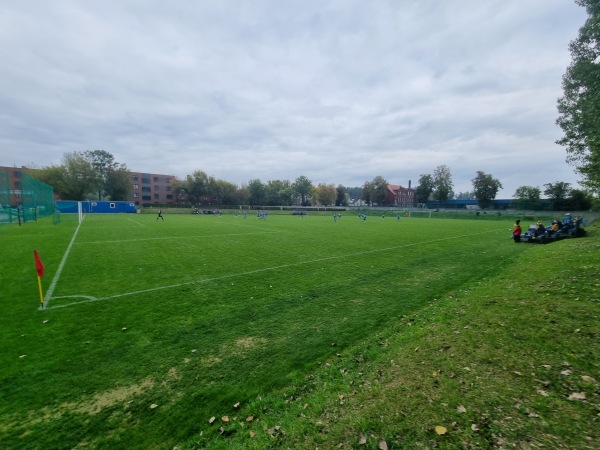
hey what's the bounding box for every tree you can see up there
[360,181,373,205]
[432,165,453,201]
[61,152,102,200]
[543,181,572,207]
[85,150,118,200]
[360,176,389,205]
[556,0,600,192]
[345,186,362,203]
[265,180,293,206]
[315,183,337,206]
[335,184,349,206]
[31,165,68,197]
[105,166,132,201]
[544,181,572,210]
[415,174,434,204]
[211,179,239,205]
[566,189,593,210]
[236,184,250,205]
[31,151,102,200]
[471,171,503,209]
[370,176,389,205]
[182,170,210,206]
[85,150,109,200]
[247,179,266,206]
[455,191,476,200]
[293,176,313,206]
[513,185,541,209]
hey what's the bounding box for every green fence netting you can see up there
[0,170,55,225]
[0,170,11,224]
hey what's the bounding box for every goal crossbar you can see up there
[408,210,433,218]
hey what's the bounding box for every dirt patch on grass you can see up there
[207,337,268,361]
[227,337,268,356]
[66,376,156,415]
[202,356,223,366]
[235,337,266,348]
[8,376,158,433]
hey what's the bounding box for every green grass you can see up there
[0,213,597,449]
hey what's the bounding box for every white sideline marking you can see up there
[42,220,83,309]
[78,230,279,245]
[127,218,146,227]
[46,228,502,310]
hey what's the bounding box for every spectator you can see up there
[512,219,522,242]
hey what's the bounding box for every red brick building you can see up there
[130,172,177,205]
[386,183,416,207]
[0,166,26,206]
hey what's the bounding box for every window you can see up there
[166,178,171,183]
[14,171,21,178]
[133,193,139,198]
[142,187,151,192]
[142,177,150,184]
[166,194,173,200]
[154,185,160,191]
[132,175,139,181]
[165,186,171,191]
[133,184,139,189]
[142,195,151,201]
[153,177,159,182]
[154,193,160,199]
[14,181,21,188]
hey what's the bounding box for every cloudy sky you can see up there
[0,0,588,197]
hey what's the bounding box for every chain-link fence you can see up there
[0,170,12,224]
[0,169,55,225]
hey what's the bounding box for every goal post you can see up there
[78,201,84,224]
[408,210,433,218]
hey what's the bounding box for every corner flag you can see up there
[34,250,45,277]
[33,250,45,306]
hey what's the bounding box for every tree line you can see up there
[175,172,347,207]
[29,151,353,207]
[29,152,595,210]
[32,150,131,201]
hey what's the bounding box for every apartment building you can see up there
[130,172,177,205]
[0,166,26,206]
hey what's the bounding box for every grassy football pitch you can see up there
[1,212,528,448]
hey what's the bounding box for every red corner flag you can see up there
[33,250,45,277]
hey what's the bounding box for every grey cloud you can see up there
[0,0,588,197]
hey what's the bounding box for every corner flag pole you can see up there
[37,275,44,306]
[33,250,45,308]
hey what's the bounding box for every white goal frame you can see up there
[408,210,433,218]
[77,201,85,224]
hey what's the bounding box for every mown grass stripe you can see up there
[46,227,504,310]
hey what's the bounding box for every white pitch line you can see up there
[127,218,146,227]
[78,230,280,245]
[46,228,504,310]
[42,220,83,309]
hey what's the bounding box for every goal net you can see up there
[408,210,433,218]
